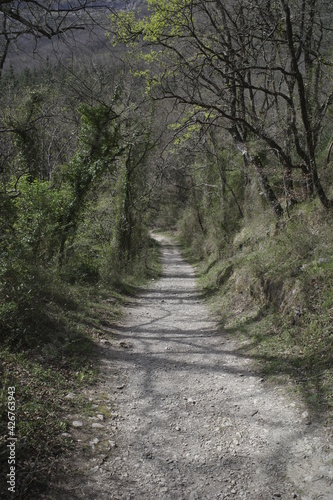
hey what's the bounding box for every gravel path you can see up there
[53,234,333,499]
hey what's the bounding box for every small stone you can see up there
[61,433,72,438]
[92,422,104,429]
[90,438,99,445]
[72,421,83,428]
[175,426,181,431]
[89,465,99,474]
[97,414,104,421]
[65,392,76,399]
[101,339,111,345]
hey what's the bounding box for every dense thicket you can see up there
[0,53,163,343]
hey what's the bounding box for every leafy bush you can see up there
[13,176,72,260]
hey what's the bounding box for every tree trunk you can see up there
[300,164,314,199]
[118,157,133,262]
[312,165,332,209]
[283,166,296,210]
[252,155,284,219]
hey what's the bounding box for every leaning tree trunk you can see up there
[311,162,332,209]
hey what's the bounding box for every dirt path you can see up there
[52,235,333,499]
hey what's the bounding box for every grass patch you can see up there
[233,307,333,421]
[190,205,333,424]
[0,284,112,498]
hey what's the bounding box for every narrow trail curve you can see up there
[59,235,332,500]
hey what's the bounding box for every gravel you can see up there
[47,235,333,500]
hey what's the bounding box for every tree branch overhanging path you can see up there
[50,234,333,499]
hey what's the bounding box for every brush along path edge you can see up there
[49,234,332,499]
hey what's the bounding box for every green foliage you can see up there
[63,103,121,193]
[110,0,191,44]
[0,176,75,343]
[143,0,191,40]
[108,0,193,91]
[0,55,158,346]
[13,176,72,259]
